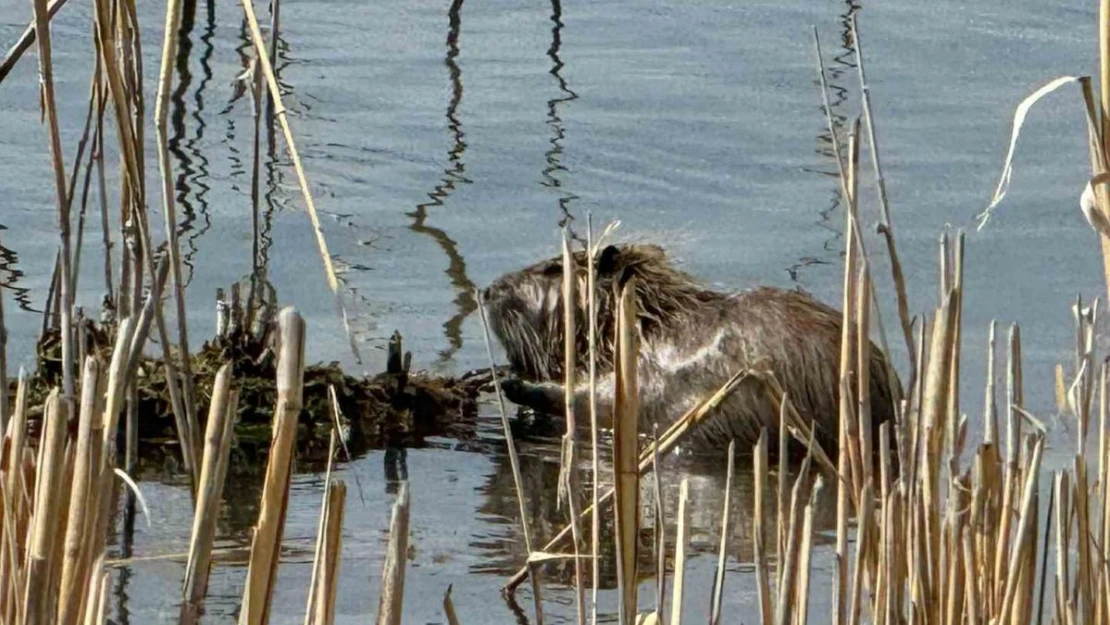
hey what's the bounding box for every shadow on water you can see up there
[0,226,36,313]
[169,0,216,289]
[406,0,478,366]
[543,0,582,244]
[788,0,860,283]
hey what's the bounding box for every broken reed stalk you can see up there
[181,362,237,625]
[560,229,586,625]
[239,307,306,625]
[669,478,690,625]
[708,439,735,625]
[312,480,346,625]
[650,427,666,621]
[613,279,640,625]
[753,430,773,625]
[56,358,102,625]
[375,482,409,625]
[0,371,28,619]
[476,294,546,623]
[22,390,65,624]
[304,429,340,625]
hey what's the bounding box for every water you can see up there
[0,0,1103,621]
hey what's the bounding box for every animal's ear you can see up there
[596,245,621,276]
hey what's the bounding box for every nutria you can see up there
[480,243,901,457]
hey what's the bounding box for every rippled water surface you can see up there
[0,0,1103,622]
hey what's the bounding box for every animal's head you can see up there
[481,243,707,380]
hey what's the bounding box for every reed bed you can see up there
[4,0,1110,623]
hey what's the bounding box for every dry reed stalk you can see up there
[848,483,874,625]
[181,363,237,625]
[32,0,75,403]
[90,0,145,267]
[0,371,28,618]
[57,358,103,625]
[709,439,735,625]
[476,295,546,622]
[833,139,859,625]
[1101,365,1110,623]
[236,0,362,363]
[560,230,585,625]
[669,478,690,625]
[613,279,640,625]
[376,482,409,625]
[849,13,916,390]
[1095,0,1110,299]
[1075,455,1094,620]
[152,0,200,490]
[81,553,105,625]
[775,452,814,625]
[587,216,601,625]
[650,428,666,620]
[311,481,346,625]
[776,396,789,591]
[753,430,772,625]
[304,429,340,625]
[984,320,998,445]
[856,260,874,494]
[23,390,65,623]
[239,307,305,625]
[443,585,462,625]
[503,368,751,593]
[946,233,965,464]
[991,325,1022,609]
[794,477,824,625]
[0,271,6,433]
[0,0,68,85]
[998,435,1045,620]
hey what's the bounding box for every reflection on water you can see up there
[169,0,216,288]
[407,0,478,365]
[471,426,837,589]
[543,0,581,243]
[0,227,35,312]
[790,0,861,283]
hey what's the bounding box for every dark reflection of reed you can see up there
[790,0,860,283]
[406,0,477,365]
[470,438,838,589]
[543,0,581,242]
[0,229,36,312]
[168,0,216,288]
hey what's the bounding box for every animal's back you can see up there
[638,286,898,455]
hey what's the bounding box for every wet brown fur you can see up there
[483,243,901,456]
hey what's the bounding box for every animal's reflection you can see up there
[469,431,838,589]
